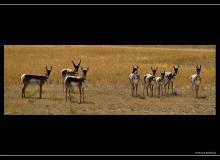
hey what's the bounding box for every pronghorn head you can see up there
[196,65,201,75]
[81,67,89,76]
[72,60,81,72]
[173,65,179,76]
[45,66,52,78]
[151,66,158,76]
[160,70,165,78]
[132,65,139,74]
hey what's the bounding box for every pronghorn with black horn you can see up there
[143,66,158,97]
[64,66,89,103]
[61,60,81,92]
[21,66,52,99]
[129,65,140,97]
[155,70,166,97]
[164,65,179,95]
[191,65,202,98]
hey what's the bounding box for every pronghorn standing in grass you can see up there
[21,66,52,99]
[64,67,89,103]
[155,70,165,97]
[191,65,202,98]
[129,65,140,97]
[164,65,179,95]
[61,60,81,92]
[143,66,158,97]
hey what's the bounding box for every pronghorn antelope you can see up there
[21,66,52,99]
[191,65,202,98]
[143,66,158,97]
[61,60,81,92]
[64,67,89,103]
[129,65,140,97]
[155,71,165,97]
[164,65,179,95]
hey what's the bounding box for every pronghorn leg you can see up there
[22,85,24,98]
[39,85,42,99]
[192,83,194,97]
[69,87,72,102]
[161,85,163,96]
[66,86,68,101]
[22,84,26,98]
[79,86,82,104]
[171,82,173,94]
[82,87,85,102]
[151,85,153,97]
[131,85,134,97]
[24,84,28,98]
[168,83,170,94]
[158,85,160,97]
[62,77,64,92]
[143,84,146,97]
[136,84,138,97]
[147,85,149,96]
[164,85,166,95]
[195,85,199,98]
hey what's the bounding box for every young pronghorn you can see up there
[21,66,52,99]
[191,65,202,98]
[64,67,89,103]
[61,60,81,92]
[155,71,166,97]
[143,66,158,97]
[164,65,179,95]
[129,65,140,97]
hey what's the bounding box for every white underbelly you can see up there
[70,82,85,87]
[194,80,200,85]
[29,79,41,85]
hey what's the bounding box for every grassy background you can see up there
[4,45,216,115]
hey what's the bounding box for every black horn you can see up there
[72,60,76,66]
[78,60,81,65]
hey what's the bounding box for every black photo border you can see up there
[0,4,219,156]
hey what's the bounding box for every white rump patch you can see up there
[21,74,26,83]
[29,79,41,85]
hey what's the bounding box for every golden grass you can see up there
[4,45,216,115]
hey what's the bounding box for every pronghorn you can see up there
[64,67,89,103]
[129,65,140,97]
[191,65,202,98]
[164,65,179,95]
[61,60,81,92]
[21,66,52,99]
[143,66,158,97]
[155,71,165,97]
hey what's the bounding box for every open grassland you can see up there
[4,45,216,115]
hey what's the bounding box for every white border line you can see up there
[0,4,219,5]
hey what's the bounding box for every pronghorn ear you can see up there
[78,60,81,65]
[87,67,89,71]
[173,65,175,69]
[72,61,76,66]
[196,65,198,69]
[46,66,48,70]
[178,65,179,68]
[151,66,153,70]
[51,66,52,70]
[200,65,201,69]
[137,65,139,69]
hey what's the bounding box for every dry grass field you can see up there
[4,45,216,115]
